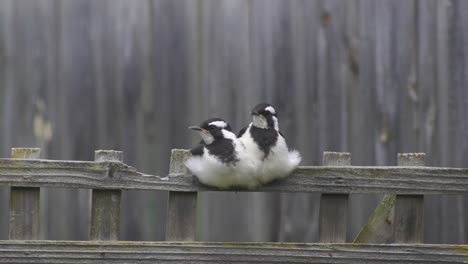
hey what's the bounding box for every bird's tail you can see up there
[288,149,302,168]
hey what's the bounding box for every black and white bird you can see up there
[238,103,301,184]
[185,118,260,189]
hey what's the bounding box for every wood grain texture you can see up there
[166,149,197,241]
[51,0,94,240]
[8,148,41,240]
[2,157,468,194]
[394,195,424,243]
[355,153,425,243]
[197,0,275,243]
[274,0,322,242]
[319,152,351,243]
[430,0,449,243]
[354,194,396,243]
[90,150,122,241]
[0,240,467,263]
[348,0,379,240]
[394,153,425,243]
[1,0,468,243]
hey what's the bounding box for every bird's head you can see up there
[189,118,235,145]
[251,103,279,131]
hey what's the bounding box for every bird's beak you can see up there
[251,111,259,116]
[188,126,203,131]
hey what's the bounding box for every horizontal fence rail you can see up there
[1,157,468,194]
[1,148,467,264]
[0,241,467,264]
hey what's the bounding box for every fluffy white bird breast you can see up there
[238,125,266,161]
[257,134,302,184]
[239,125,302,184]
[185,138,260,189]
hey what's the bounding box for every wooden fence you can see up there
[0,147,467,263]
[2,0,468,243]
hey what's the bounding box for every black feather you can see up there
[206,138,238,164]
[190,145,205,156]
[237,126,248,138]
[250,126,278,158]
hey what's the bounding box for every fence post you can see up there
[9,148,41,240]
[89,150,122,240]
[394,153,425,243]
[166,149,197,241]
[319,152,351,242]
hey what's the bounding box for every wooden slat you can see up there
[0,240,466,263]
[394,153,425,243]
[8,148,41,240]
[89,150,122,241]
[319,152,350,242]
[166,149,197,241]
[2,154,468,194]
[354,153,425,243]
[354,195,396,243]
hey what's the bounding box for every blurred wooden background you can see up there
[0,0,467,243]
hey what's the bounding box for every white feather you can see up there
[185,153,235,188]
[239,124,302,184]
[265,106,276,114]
[257,134,301,183]
[252,115,268,129]
[208,120,228,128]
[185,129,260,189]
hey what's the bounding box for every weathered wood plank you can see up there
[89,150,122,241]
[8,148,41,240]
[354,194,396,243]
[197,0,273,242]
[430,0,452,244]
[319,152,350,243]
[435,0,468,244]
[166,149,197,241]
[348,0,378,240]
[394,153,425,243]
[354,153,425,243]
[0,240,467,263]
[3,155,468,194]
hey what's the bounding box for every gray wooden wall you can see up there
[0,0,467,243]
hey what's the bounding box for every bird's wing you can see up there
[190,144,205,156]
[237,125,248,138]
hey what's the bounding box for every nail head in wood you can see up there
[320,151,351,243]
[9,148,41,240]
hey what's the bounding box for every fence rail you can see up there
[1,241,467,264]
[1,156,468,194]
[0,148,467,263]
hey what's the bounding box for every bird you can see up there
[185,118,260,189]
[238,103,301,184]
